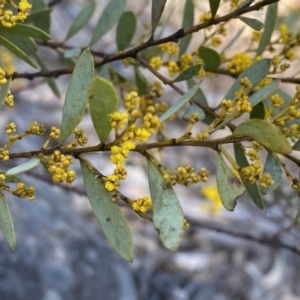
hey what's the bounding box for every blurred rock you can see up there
[0,177,137,300]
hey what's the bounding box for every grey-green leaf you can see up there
[135,68,148,96]
[216,153,245,211]
[88,77,119,143]
[0,35,37,68]
[151,0,167,35]
[209,0,220,18]
[257,3,278,56]
[90,0,127,45]
[0,31,37,53]
[26,0,50,33]
[0,193,16,250]
[35,53,60,98]
[116,11,137,51]
[234,143,264,209]
[6,158,40,176]
[60,48,94,144]
[65,3,95,41]
[173,64,201,83]
[159,81,201,122]
[179,0,194,56]
[250,102,265,120]
[2,23,51,41]
[0,78,11,111]
[260,151,282,194]
[233,119,292,155]
[239,16,263,31]
[182,103,205,122]
[148,159,184,251]
[198,46,220,71]
[80,160,134,262]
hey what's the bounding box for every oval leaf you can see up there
[179,0,194,56]
[217,153,245,211]
[160,81,201,122]
[151,0,167,35]
[60,48,94,144]
[0,35,37,68]
[257,3,278,56]
[147,159,184,251]
[0,77,11,111]
[233,119,292,155]
[173,64,201,83]
[116,11,137,51]
[239,16,263,31]
[198,46,220,71]
[80,160,134,262]
[260,151,282,194]
[65,3,95,41]
[209,0,220,18]
[0,193,16,250]
[6,158,40,176]
[88,77,119,143]
[234,143,264,209]
[90,0,127,45]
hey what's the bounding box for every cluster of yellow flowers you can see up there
[163,164,210,187]
[227,53,253,75]
[0,174,35,201]
[0,67,7,84]
[131,196,152,213]
[273,86,300,133]
[5,122,17,136]
[27,121,46,136]
[159,42,178,56]
[0,0,32,28]
[221,77,253,115]
[43,150,76,186]
[240,161,262,184]
[150,43,195,76]
[63,128,88,149]
[4,91,14,108]
[13,182,35,200]
[0,66,15,108]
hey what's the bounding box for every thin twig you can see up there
[7,135,251,159]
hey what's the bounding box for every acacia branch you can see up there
[7,135,250,159]
[9,0,279,81]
